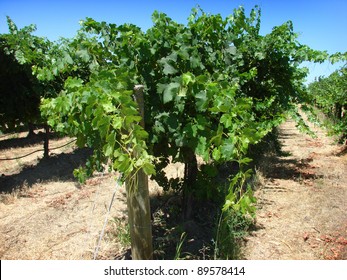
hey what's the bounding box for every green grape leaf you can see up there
[159,82,180,103]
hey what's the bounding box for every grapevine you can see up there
[1,5,334,259]
[308,60,347,143]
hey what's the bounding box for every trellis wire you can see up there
[93,173,123,260]
[0,139,77,161]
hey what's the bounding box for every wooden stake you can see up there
[125,85,153,260]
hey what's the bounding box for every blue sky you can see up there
[1,0,346,83]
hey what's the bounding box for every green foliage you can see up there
[36,6,326,208]
[214,207,255,259]
[41,67,156,182]
[0,17,50,131]
[308,64,347,142]
[174,232,187,260]
[109,217,131,247]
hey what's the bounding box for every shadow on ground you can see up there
[261,154,324,182]
[254,128,324,183]
[0,131,62,151]
[336,146,347,157]
[0,148,92,193]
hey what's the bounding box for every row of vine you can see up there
[308,64,347,143]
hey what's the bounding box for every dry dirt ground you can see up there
[0,132,163,259]
[242,119,347,260]
[0,118,346,260]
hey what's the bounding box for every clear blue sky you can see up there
[1,0,346,83]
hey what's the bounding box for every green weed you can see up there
[214,208,254,259]
[109,217,131,247]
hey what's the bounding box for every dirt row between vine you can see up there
[242,119,347,260]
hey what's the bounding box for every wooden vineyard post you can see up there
[125,85,153,260]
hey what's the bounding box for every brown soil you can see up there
[0,118,346,260]
[242,119,347,260]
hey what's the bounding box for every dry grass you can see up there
[0,176,125,259]
[0,131,133,259]
[242,119,347,260]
